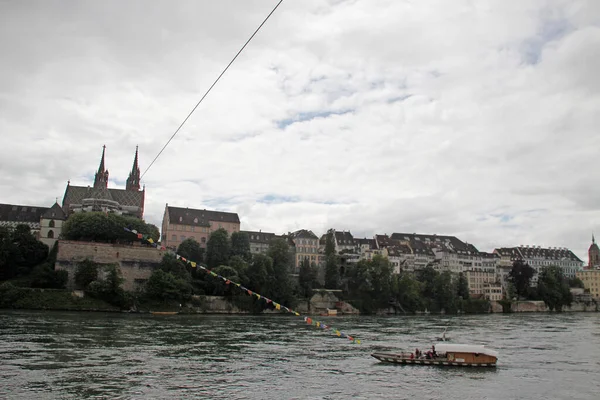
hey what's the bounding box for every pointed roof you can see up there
[98,145,106,173]
[126,146,141,191]
[589,234,599,253]
[93,145,109,189]
[41,202,66,220]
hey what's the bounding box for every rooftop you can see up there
[167,206,240,227]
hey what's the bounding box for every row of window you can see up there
[296,239,317,246]
[171,235,207,244]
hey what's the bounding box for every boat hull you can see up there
[371,352,497,367]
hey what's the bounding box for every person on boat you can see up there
[415,348,420,358]
[431,345,437,358]
[410,353,414,360]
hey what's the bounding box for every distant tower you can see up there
[93,145,109,189]
[589,234,600,269]
[126,146,141,191]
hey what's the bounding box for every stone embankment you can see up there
[490,300,597,313]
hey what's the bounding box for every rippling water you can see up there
[1,310,599,399]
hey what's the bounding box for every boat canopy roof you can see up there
[434,343,499,358]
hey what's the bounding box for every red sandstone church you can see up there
[62,146,145,219]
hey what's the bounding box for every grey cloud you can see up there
[0,0,598,262]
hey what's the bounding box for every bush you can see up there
[29,263,68,289]
[0,283,119,311]
[61,212,160,243]
[74,259,99,289]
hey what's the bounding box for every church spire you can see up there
[126,146,141,191]
[93,145,109,189]
[593,233,596,244]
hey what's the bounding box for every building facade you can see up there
[494,245,583,285]
[62,146,145,218]
[576,269,600,299]
[39,202,66,248]
[287,229,319,273]
[161,205,240,250]
[243,230,276,254]
[466,270,499,299]
[483,282,503,301]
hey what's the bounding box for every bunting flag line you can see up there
[123,227,361,344]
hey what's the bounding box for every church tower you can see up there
[93,145,109,189]
[126,146,141,191]
[589,234,600,269]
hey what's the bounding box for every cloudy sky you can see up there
[1,0,598,260]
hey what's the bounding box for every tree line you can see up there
[1,214,588,314]
[506,259,583,311]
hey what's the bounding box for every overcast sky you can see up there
[1,0,598,260]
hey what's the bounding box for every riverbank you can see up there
[1,284,597,314]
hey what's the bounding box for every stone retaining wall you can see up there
[56,240,164,291]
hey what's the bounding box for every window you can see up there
[201,237,206,244]
[181,235,186,241]
[179,216,182,222]
[191,226,195,232]
[171,235,177,241]
[49,220,55,228]
[194,218,198,223]
[47,230,54,239]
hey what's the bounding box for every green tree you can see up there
[434,271,457,313]
[298,257,315,298]
[0,226,19,281]
[208,265,241,296]
[324,255,339,289]
[62,212,159,243]
[456,272,470,300]
[228,255,249,284]
[537,265,573,311]
[509,260,536,299]
[206,228,230,268]
[568,277,584,288]
[265,238,294,308]
[158,253,190,280]
[145,269,192,301]
[29,263,68,289]
[230,231,251,261]
[246,254,270,293]
[416,265,438,299]
[324,229,336,257]
[0,224,49,279]
[74,258,99,290]
[177,238,204,263]
[87,264,129,308]
[370,254,393,304]
[346,259,376,313]
[392,273,423,313]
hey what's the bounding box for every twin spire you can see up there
[93,145,142,191]
[93,145,109,189]
[126,146,141,191]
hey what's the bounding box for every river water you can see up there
[0,311,599,399]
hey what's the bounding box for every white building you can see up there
[493,245,584,286]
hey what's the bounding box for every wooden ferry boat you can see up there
[150,311,179,316]
[372,343,499,368]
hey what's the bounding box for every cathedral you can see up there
[61,146,145,218]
